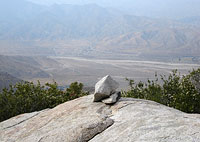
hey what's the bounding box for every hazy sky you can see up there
[28,0,200,19]
[28,0,200,8]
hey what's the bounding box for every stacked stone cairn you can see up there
[93,75,121,104]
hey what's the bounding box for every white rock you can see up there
[91,98,200,142]
[0,95,113,142]
[94,75,119,102]
[102,92,121,105]
[2,95,200,142]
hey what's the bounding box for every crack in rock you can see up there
[81,118,114,142]
[3,112,41,130]
[118,103,134,110]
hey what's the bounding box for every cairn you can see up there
[93,75,121,104]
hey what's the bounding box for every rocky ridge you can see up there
[1,76,200,142]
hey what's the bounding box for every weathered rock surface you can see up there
[94,75,119,102]
[0,95,113,142]
[102,91,121,105]
[1,95,200,142]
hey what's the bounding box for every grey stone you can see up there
[93,75,119,102]
[102,91,121,105]
[0,95,113,142]
[90,98,200,142]
[94,75,119,102]
[1,95,200,142]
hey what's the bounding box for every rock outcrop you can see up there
[1,95,200,142]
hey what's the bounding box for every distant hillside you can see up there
[179,16,200,26]
[96,28,200,58]
[1,1,198,40]
[0,2,158,40]
[0,0,200,60]
[28,0,200,19]
[0,72,22,91]
[0,55,50,79]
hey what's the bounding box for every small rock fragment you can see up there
[102,92,121,105]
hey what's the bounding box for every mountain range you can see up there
[28,0,200,19]
[0,0,200,60]
[0,55,50,79]
[0,72,22,91]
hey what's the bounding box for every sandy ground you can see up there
[30,57,200,90]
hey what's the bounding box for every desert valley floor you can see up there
[29,57,200,90]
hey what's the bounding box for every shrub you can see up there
[0,81,88,122]
[122,68,200,113]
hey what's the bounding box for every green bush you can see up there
[122,68,200,113]
[0,81,88,122]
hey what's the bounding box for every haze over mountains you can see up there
[0,55,50,79]
[29,0,200,19]
[0,0,200,60]
[0,0,200,89]
[0,72,22,91]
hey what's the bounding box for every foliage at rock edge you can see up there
[0,81,88,122]
[123,68,200,114]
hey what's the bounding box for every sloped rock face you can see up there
[0,95,113,142]
[91,98,200,142]
[1,95,200,142]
